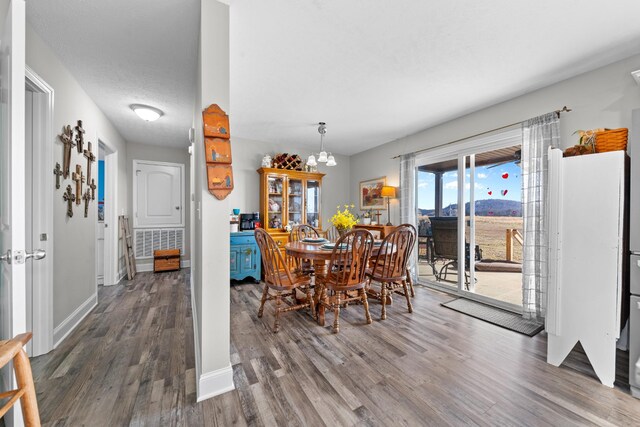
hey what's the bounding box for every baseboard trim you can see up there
[197,365,235,402]
[53,292,97,348]
[191,285,202,395]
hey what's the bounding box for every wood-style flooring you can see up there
[29,270,640,426]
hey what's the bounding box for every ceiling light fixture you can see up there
[131,104,163,122]
[308,122,336,167]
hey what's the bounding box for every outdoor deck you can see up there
[417,260,522,307]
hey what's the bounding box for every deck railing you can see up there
[506,229,523,261]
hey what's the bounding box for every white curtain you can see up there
[521,112,560,321]
[400,153,417,280]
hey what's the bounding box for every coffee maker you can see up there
[239,212,260,231]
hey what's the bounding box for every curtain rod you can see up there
[391,106,572,160]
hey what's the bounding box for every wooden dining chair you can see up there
[316,229,374,333]
[289,225,321,273]
[290,224,321,241]
[255,229,315,332]
[366,225,415,320]
[0,332,41,426]
[323,225,339,243]
[398,223,417,297]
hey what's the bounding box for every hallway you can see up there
[30,271,214,425]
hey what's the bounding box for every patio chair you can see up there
[429,217,482,289]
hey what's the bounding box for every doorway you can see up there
[25,67,54,357]
[98,140,119,287]
[96,146,105,285]
[415,127,524,312]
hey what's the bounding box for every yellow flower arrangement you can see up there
[330,204,358,233]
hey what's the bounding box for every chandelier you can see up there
[307,122,336,167]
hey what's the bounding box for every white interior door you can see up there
[0,1,27,425]
[134,160,184,228]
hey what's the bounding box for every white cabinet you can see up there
[133,160,184,228]
[547,148,625,388]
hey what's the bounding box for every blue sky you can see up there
[417,161,522,209]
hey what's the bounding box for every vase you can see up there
[362,218,371,225]
[337,227,351,237]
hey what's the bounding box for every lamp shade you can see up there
[381,186,396,198]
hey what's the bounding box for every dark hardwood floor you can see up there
[29,270,640,426]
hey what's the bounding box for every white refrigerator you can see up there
[547,147,626,388]
[629,109,640,397]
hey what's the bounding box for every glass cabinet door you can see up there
[306,180,320,228]
[288,178,303,227]
[266,176,284,229]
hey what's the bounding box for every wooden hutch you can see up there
[257,167,325,248]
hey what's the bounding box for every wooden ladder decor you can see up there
[120,215,137,280]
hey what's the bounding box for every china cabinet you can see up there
[257,167,325,247]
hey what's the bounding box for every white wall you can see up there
[350,53,640,224]
[228,136,350,226]
[192,0,233,401]
[126,142,191,270]
[26,24,129,328]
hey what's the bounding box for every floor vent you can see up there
[134,228,184,259]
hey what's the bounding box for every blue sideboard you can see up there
[230,231,261,283]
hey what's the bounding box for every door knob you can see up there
[25,249,46,261]
[0,250,11,264]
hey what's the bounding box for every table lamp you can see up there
[381,186,396,226]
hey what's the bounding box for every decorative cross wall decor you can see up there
[82,188,91,218]
[75,120,85,153]
[89,178,96,200]
[63,185,75,218]
[72,164,85,205]
[53,162,63,189]
[59,125,75,178]
[83,141,96,183]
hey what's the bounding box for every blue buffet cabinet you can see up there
[230,231,261,283]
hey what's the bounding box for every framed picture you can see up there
[359,177,386,210]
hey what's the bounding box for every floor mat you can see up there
[441,298,543,337]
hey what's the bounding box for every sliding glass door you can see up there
[415,131,523,311]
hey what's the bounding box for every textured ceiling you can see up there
[26,1,640,154]
[27,0,199,148]
[230,0,640,155]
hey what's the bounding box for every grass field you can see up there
[471,216,523,262]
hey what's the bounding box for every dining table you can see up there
[284,239,393,326]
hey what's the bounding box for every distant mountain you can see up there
[418,199,522,217]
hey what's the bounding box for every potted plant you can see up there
[362,209,372,225]
[330,204,359,236]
